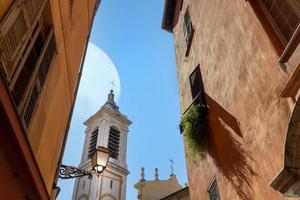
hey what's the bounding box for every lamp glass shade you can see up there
[91,146,110,173]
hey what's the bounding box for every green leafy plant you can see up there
[181,104,209,159]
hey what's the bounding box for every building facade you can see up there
[0,0,100,199]
[134,168,182,200]
[72,90,132,200]
[162,0,300,199]
[160,187,189,200]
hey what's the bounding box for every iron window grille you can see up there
[208,178,220,200]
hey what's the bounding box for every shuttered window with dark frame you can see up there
[108,127,120,160]
[257,0,300,46]
[21,30,56,128]
[12,32,45,105]
[88,129,98,158]
[23,84,39,127]
[208,178,220,200]
[183,7,194,56]
[189,65,207,107]
[183,7,193,46]
[0,1,56,130]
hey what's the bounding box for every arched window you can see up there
[108,127,120,160]
[88,128,98,158]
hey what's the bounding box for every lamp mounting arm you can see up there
[59,164,93,179]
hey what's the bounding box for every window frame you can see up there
[256,0,299,47]
[183,7,194,56]
[180,65,208,133]
[207,177,221,200]
[20,28,56,129]
[189,65,207,108]
[0,1,56,130]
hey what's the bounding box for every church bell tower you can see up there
[72,90,132,200]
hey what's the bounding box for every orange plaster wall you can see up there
[173,0,299,199]
[0,0,13,21]
[26,0,98,194]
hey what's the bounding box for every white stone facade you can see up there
[72,91,131,200]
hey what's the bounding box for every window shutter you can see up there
[189,65,206,107]
[20,29,56,128]
[38,30,56,88]
[23,84,39,127]
[88,129,99,158]
[190,67,201,100]
[108,128,120,160]
[0,9,29,76]
[25,0,46,24]
[257,0,300,45]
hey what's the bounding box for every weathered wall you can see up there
[27,0,98,194]
[161,187,189,200]
[134,176,182,200]
[0,0,13,20]
[173,0,298,199]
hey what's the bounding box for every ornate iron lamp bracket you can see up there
[59,164,93,179]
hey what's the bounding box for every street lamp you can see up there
[59,146,110,179]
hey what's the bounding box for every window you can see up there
[12,32,45,105]
[183,7,194,55]
[21,29,56,128]
[23,85,39,127]
[0,0,47,77]
[108,127,120,160]
[189,65,207,107]
[179,65,208,133]
[208,178,220,200]
[88,129,98,158]
[257,0,300,46]
[110,180,113,189]
[0,1,56,129]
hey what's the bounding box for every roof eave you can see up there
[161,0,177,32]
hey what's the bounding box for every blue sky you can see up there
[57,1,187,199]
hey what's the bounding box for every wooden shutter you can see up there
[257,0,300,46]
[25,0,46,24]
[21,29,56,128]
[12,31,44,105]
[190,66,201,99]
[37,29,56,88]
[0,0,47,80]
[23,84,39,127]
[0,5,30,77]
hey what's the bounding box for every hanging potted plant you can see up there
[181,103,209,159]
